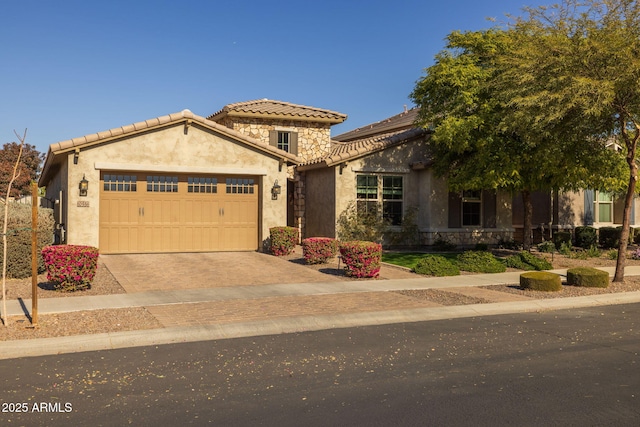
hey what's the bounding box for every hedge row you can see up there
[0,203,54,278]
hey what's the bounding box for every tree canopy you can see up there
[497,0,640,281]
[0,142,43,198]
[410,24,624,249]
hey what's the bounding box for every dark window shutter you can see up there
[269,130,277,148]
[448,192,462,228]
[482,190,497,228]
[290,132,298,155]
[584,190,594,225]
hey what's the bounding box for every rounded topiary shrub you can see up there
[339,241,382,278]
[41,245,99,291]
[520,271,562,292]
[566,267,609,288]
[575,226,597,249]
[413,255,460,276]
[269,226,298,256]
[456,251,506,273]
[301,237,338,264]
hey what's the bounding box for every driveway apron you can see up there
[100,252,347,293]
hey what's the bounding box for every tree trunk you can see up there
[522,189,533,250]
[613,129,639,282]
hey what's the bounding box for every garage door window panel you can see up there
[226,178,255,194]
[188,177,218,194]
[147,176,178,193]
[104,174,137,192]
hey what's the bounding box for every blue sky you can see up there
[1,0,546,154]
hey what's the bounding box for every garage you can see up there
[99,172,259,253]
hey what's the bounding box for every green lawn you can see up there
[382,252,458,269]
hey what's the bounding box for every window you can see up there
[226,178,255,194]
[462,190,482,226]
[147,176,178,192]
[594,191,613,223]
[356,174,403,225]
[103,174,137,192]
[277,132,290,152]
[188,177,217,193]
[269,130,298,155]
[382,176,403,225]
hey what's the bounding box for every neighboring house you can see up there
[512,189,637,243]
[38,100,346,254]
[299,108,515,247]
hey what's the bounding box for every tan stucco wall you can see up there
[58,122,287,250]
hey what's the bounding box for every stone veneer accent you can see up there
[216,117,332,163]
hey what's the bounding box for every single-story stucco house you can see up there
[38,100,346,253]
[38,99,518,254]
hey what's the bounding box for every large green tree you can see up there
[498,0,640,281]
[410,28,622,250]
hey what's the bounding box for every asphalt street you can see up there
[2,303,640,426]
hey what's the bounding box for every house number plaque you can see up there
[77,201,90,207]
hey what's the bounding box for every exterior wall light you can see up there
[79,175,89,197]
[271,179,281,200]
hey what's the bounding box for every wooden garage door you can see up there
[99,172,258,253]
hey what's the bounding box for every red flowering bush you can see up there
[269,226,298,256]
[339,241,382,278]
[302,237,338,264]
[41,245,99,291]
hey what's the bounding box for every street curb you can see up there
[3,291,640,360]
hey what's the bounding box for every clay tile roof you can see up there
[298,127,429,170]
[39,109,299,186]
[333,108,419,142]
[207,99,347,124]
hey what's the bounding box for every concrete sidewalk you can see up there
[2,266,640,360]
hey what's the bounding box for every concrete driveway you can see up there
[101,251,352,293]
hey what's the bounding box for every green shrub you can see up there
[585,245,602,258]
[389,206,420,246]
[301,237,338,264]
[339,241,382,278]
[575,226,597,249]
[456,251,506,273]
[433,235,456,251]
[0,203,54,278]
[504,254,531,270]
[553,231,572,250]
[520,271,562,292]
[336,201,388,243]
[599,227,621,249]
[606,249,618,260]
[474,243,489,251]
[498,239,520,250]
[269,226,298,256]
[537,241,556,253]
[41,245,99,291]
[559,241,572,256]
[413,255,460,276]
[566,267,609,288]
[505,251,552,271]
